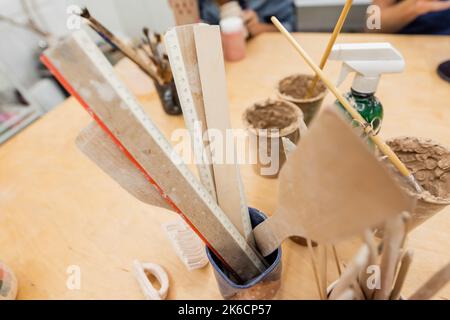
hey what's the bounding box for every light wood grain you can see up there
[0,33,449,299]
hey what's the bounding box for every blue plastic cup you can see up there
[206,208,282,300]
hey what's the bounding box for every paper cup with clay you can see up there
[277,74,327,125]
[384,137,450,230]
[206,208,282,300]
[243,99,307,179]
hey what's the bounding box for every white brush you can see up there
[162,218,209,271]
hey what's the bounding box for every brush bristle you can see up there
[80,7,90,19]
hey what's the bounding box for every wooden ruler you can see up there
[164,25,216,199]
[165,24,254,244]
[41,30,265,281]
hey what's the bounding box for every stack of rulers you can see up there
[41,25,266,282]
[41,23,419,287]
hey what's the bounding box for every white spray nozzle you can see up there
[330,43,405,94]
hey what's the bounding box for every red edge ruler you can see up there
[41,30,265,281]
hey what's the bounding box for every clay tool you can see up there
[282,129,324,298]
[319,245,328,300]
[78,8,161,84]
[168,0,200,26]
[271,16,423,194]
[133,260,169,300]
[164,25,217,199]
[305,0,353,98]
[193,24,254,243]
[77,123,208,271]
[76,122,172,211]
[409,263,450,300]
[374,214,406,300]
[329,245,369,300]
[41,30,265,281]
[390,250,413,300]
[252,109,414,257]
[163,218,209,270]
[334,289,354,300]
[282,128,342,292]
[359,230,378,299]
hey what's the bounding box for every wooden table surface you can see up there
[1,33,449,300]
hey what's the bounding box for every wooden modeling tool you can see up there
[329,245,369,300]
[271,16,423,194]
[78,8,161,84]
[76,122,173,211]
[41,30,265,281]
[409,263,450,300]
[165,24,253,243]
[169,0,200,26]
[305,0,353,98]
[390,250,413,300]
[252,109,415,257]
[374,214,407,300]
[194,24,254,243]
[77,123,208,271]
[282,127,341,299]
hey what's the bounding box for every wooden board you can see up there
[1,33,449,299]
[194,24,253,242]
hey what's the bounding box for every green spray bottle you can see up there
[329,43,405,139]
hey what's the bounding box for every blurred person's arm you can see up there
[371,0,450,33]
[242,10,277,36]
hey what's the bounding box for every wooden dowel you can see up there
[390,250,413,300]
[271,16,420,191]
[332,245,342,276]
[307,238,325,300]
[306,0,353,98]
[319,245,328,299]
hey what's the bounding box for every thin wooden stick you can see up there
[305,0,353,98]
[409,263,450,300]
[390,250,413,300]
[307,238,325,300]
[271,16,421,193]
[319,245,328,299]
[332,245,342,276]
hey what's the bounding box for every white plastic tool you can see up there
[163,218,209,271]
[329,43,405,94]
[133,260,169,300]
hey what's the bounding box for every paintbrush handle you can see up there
[306,0,353,98]
[271,16,418,190]
[84,18,160,83]
[409,263,450,300]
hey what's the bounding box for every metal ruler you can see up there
[41,30,265,281]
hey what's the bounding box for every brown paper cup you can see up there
[385,137,450,230]
[277,74,327,125]
[243,99,306,179]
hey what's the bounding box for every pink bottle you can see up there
[220,16,246,62]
